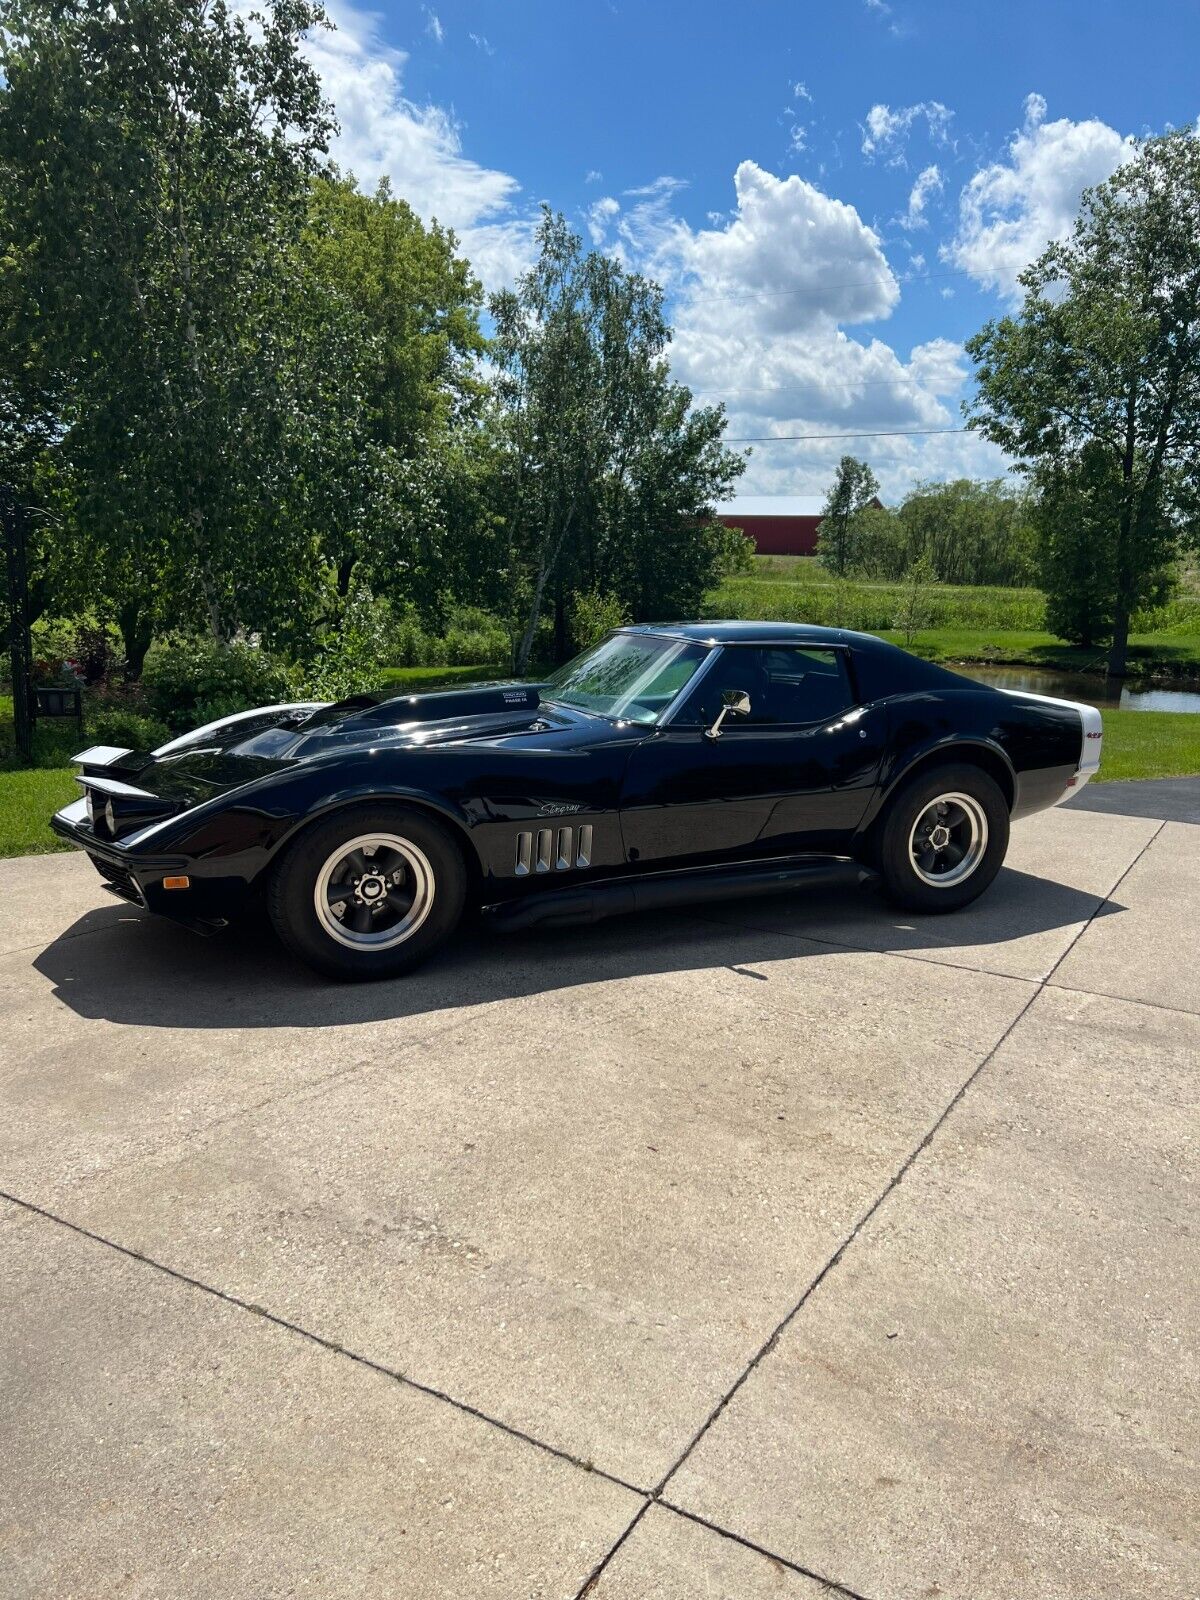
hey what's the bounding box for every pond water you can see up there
[959,664,1200,714]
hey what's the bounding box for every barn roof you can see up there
[715,495,826,519]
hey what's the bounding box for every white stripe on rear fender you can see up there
[1001,687,1104,800]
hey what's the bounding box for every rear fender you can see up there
[855,734,1017,842]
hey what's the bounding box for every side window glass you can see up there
[678,647,854,726]
[754,648,854,724]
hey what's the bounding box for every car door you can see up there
[618,643,887,868]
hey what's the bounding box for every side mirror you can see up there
[706,688,752,741]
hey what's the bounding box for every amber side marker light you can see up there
[162,875,191,891]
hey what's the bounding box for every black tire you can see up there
[267,804,468,980]
[878,763,1010,914]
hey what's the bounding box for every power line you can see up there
[725,426,970,443]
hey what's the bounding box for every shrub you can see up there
[441,606,509,667]
[142,637,294,732]
[388,612,432,667]
[86,707,170,750]
[568,589,630,652]
[31,614,124,685]
[385,606,509,670]
[297,586,394,702]
[68,619,124,685]
[893,557,937,644]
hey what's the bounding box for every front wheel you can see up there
[268,804,467,979]
[878,764,1010,913]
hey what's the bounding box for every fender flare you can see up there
[269,783,482,872]
[856,734,1017,839]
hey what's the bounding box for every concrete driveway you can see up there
[1,794,1196,1599]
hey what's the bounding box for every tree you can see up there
[489,210,745,671]
[1030,445,1171,649]
[818,457,879,577]
[896,479,1038,587]
[893,554,936,645]
[0,0,336,663]
[967,128,1200,675]
[305,175,486,456]
[842,502,905,580]
[296,175,487,633]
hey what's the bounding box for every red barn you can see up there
[713,495,827,556]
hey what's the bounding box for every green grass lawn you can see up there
[874,627,1200,678]
[711,559,1200,680]
[1089,710,1200,782]
[0,767,79,857]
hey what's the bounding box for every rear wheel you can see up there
[878,764,1009,913]
[268,805,467,979]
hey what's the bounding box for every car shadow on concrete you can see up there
[33,867,1125,1032]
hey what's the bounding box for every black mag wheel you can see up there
[878,763,1009,914]
[268,805,467,979]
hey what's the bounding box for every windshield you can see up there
[544,633,708,725]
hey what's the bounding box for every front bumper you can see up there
[51,799,227,932]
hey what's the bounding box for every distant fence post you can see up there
[2,486,35,765]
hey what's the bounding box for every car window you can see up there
[677,645,855,727]
[544,634,708,725]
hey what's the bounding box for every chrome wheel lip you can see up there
[313,832,436,951]
[907,791,988,888]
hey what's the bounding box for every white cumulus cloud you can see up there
[303,0,534,287]
[600,161,1006,497]
[669,162,900,332]
[945,95,1136,298]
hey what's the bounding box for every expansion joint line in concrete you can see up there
[0,1187,641,1495]
[572,819,1168,1599]
[0,1187,868,1598]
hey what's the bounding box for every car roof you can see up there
[621,620,872,647]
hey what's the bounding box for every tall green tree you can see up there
[305,175,486,455]
[489,211,745,671]
[0,0,335,667]
[818,456,880,577]
[298,175,487,625]
[1031,446,1122,648]
[967,128,1200,675]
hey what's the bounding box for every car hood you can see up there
[83,681,566,813]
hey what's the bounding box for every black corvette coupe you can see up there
[52,622,1103,979]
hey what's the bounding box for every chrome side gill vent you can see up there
[515,831,533,876]
[536,828,553,872]
[513,824,594,875]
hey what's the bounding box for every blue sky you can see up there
[304,0,1200,498]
